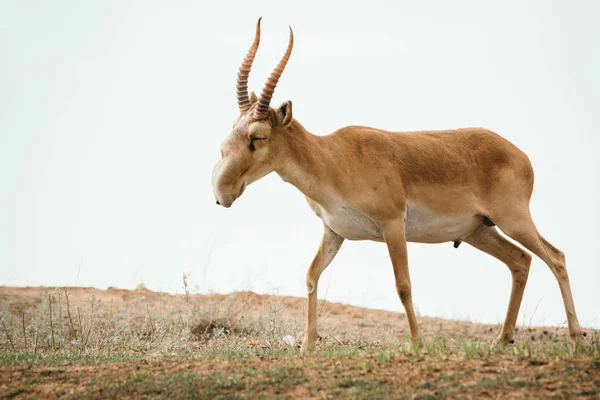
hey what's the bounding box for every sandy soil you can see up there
[0,285,582,345]
[0,286,598,399]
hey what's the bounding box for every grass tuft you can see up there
[0,286,598,399]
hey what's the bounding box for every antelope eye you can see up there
[248,137,265,152]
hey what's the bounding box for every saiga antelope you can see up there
[211,19,586,351]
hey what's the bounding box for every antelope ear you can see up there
[275,100,293,127]
[249,91,258,105]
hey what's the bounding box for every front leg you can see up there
[381,219,422,345]
[301,224,344,352]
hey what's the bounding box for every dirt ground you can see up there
[0,285,582,344]
[0,286,598,399]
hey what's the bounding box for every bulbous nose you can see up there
[216,200,220,205]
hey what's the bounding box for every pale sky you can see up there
[1,1,598,328]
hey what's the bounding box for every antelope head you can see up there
[212,18,294,208]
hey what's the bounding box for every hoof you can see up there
[491,334,514,347]
[571,332,589,348]
[300,340,316,353]
[299,344,311,353]
[410,335,423,346]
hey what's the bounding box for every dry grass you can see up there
[0,285,598,399]
[0,286,307,359]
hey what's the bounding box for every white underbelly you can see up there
[404,201,482,243]
[309,201,482,244]
[313,204,384,241]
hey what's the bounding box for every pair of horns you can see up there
[236,18,294,120]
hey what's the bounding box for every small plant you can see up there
[0,286,598,398]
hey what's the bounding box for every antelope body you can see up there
[212,19,586,351]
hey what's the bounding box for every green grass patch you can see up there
[2,336,599,367]
[0,349,148,366]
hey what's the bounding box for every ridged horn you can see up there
[254,26,294,120]
[236,18,262,113]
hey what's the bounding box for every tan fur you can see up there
[213,29,586,352]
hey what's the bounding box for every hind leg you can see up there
[493,209,585,344]
[465,225,532,345]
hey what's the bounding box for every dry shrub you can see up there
[0,286,313,356]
